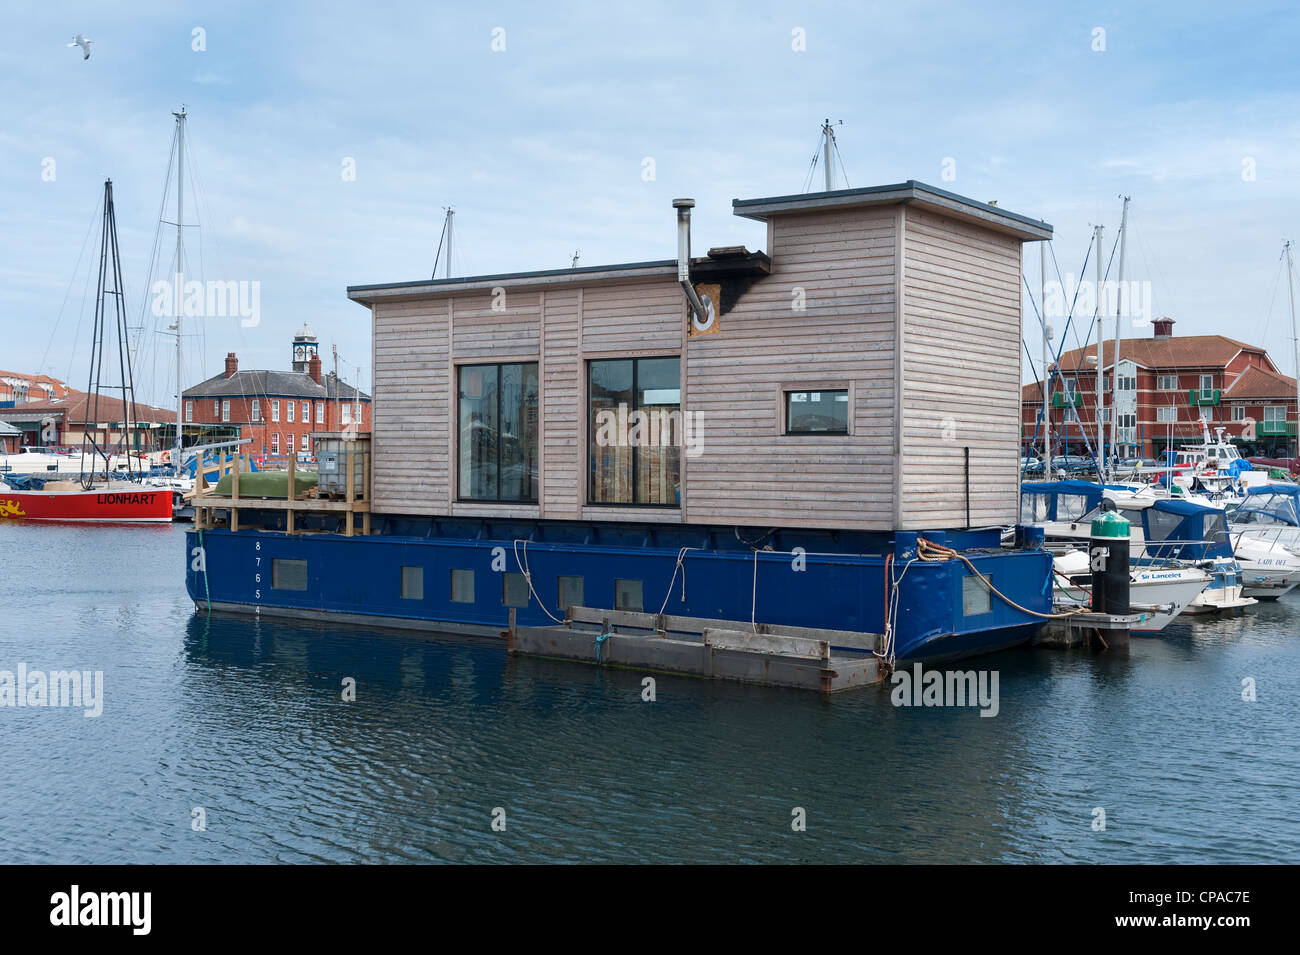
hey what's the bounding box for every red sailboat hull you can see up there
[0,488,173,523]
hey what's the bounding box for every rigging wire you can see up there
[39,195,103,383]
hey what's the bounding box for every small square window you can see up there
[401,566,423,600]
[785,389,849,434]
[558,575,584,614]
[961,573,992,616]
[450,569,475,603]
[615,579,643,612]
[503,572,529,608]
[272,558,308,591]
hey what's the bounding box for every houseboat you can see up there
[186,181,1064,663]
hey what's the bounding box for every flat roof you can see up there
[348,260,678,304]
[347,180,1050,304]
[732,180,1052,240]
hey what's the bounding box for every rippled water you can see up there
[1,521,1297,863]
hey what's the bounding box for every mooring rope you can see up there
[196,524,212,614]
[512,538,566,624]
[917,537,1085,620]
[594,630,613,664]
[657,546,698,616]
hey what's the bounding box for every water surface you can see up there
[1,522,1296,863]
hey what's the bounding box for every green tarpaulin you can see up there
[210,470,318,499]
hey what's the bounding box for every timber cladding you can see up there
[365,201,1027,531]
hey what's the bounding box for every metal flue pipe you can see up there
[673,199,710,325]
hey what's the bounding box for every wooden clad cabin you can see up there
[348,181,1051,532]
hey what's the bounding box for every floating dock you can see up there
[509,607,884,692]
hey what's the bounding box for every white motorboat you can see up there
[1052,548,1211,633]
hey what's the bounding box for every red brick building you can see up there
[0,370,71,406]
[1022,317,1298,459]
[182,326,371,461]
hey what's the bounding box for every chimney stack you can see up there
[1153,317,1175,340]
[308,353,322,385]
[224,352,238,378]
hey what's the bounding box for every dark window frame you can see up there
[784,388,850,435]
[457,361,539,504]
[586,356,681,507]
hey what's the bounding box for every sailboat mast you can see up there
[1110,196,1130,467]
[445,208,454,279]
[1041,240,1051,476]
[1094,224,1104,476]
[822,119,833,191]
[1287,240,1298,457]
[173,107,186,467]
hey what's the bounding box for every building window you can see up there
[251,399,260,422]
[272,558,308,591]
[301,401,309,422]
[1200,375,1214,399]
[588,357,679,505]
[301,433,310,453]
[270,433,279,454]
[315,402,324,424]
[400,566,423,600]
[450,569,475,603]
[184,400,193,423]
[458,362,539,502]
[221,400,231,423]
[213,400,219,417]
[341,403,352,425]
[503,572,529,608]
[1117,375,1137,391]
[1064,380,1077,398]
[287,401,295,423]
[614,579,643,612]
[271,400,280,422]
[1264,406,1285,424]
[1233,405,1246,421]
[1157,374,1178,390]
[786,389,849,434]
[557,575,584,614]
[1157,407,1177,423]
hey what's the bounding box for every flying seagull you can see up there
[67,34,93,60]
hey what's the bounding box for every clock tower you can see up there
[291,323,319,374]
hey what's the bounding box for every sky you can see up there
[3,1,1300,408]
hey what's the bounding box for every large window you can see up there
[588,357,681,505]
[251,399,260,422]
[1157,374,1178,390]
[786,389,849,434]
[184,400,193,423]
[458,362,539,502]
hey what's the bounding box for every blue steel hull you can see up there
[184,519,1053,663]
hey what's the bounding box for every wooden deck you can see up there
[190,441,372,536]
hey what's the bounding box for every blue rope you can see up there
[594,631,612,664]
